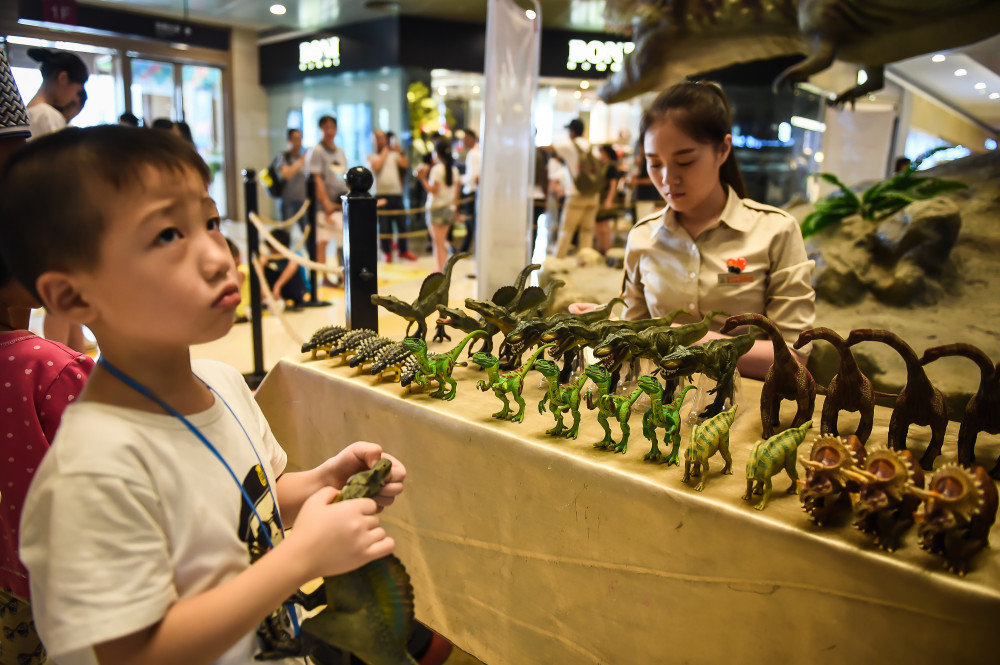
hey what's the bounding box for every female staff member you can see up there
[25,48,88,137]
[622,81,815,379]
[418,139,460,272]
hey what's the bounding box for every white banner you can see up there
[476,0,541,299]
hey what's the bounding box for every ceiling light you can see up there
[954,68,968,77]
[472,85,480,94]
[573,90,582,99]
[991,92,1000,100]
[975,82,986,90]
[986,138,997,150]
[525,9,536,20]
[580,81,590,89]
[931,54,945,63]
[790,116,826,132]
[269,4,286,15]
[549,87,557,97]
[437,87,447,96]
[813,151,825,164]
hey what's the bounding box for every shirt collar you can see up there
[657,185,748,236]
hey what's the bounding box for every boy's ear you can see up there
[35,271,98,325]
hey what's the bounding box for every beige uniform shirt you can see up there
[622,186,815,347]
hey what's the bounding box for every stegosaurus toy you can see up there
[533,359,590,439]
[682,404,738,491]
[402,330,487,400]
[584,364,643,453]
[473,344,554,422]
[743,420,813,511]
[636,376,697,465]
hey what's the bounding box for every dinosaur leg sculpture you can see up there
[784,458,799,495]
[760,381,778,439]
[755,477,774,511]
[855,405,875,445]
[492,389,511,420]
[821,395,841,437]
[663,425,682,467]
[546,403,565,436]
[564,407,582,440]
[642,412,662,462]
[510,393,527,422]
[693,459,709,492]
[919,418,949,471]
[720,434,733,476]
[742,479,754,503]
[615,416,631,454]
[887,410,907,453]
[792,392,814,431]
[594,412,614,449]
[773,37,836,91]
[832,65,885,107]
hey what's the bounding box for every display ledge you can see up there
[257,350,999,665]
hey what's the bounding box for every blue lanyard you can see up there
[97,356,300,636]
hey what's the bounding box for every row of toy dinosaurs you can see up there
[743,312,1000,480]
[799,434,998,576]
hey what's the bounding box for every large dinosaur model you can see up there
[743,420,813,511]
[465,279,566,368]
[637,377,698,465]
[654,327,759,419]
[910,463,999,576]
[799,434,868,527]
[473,344,554,422]
[371,252,470,340]
[794,327,875,445]
[844,447,924,552]
[845,329,949,470]
[720,313,815,438]
[921,343,1000,479]
[434,304,499,357]
[593,310,725,378]
[401,330,487,400]
[598,1,1000,106]
[299,459,418,665]
[533,358,591,439]
[682,404,738,491]
[584,364,644,453]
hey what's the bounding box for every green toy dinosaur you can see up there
[465,279,565,368]
[473,344,554,422]
[435,304,499,357]
[743,420,814,511]
[593,310,725,374]
[504,297,625,359]
[655,327,759,419]
[682,405,738,491]
[371,252,470,340]
[533,358,590,439]
[401,330,487,400]
[636,377,697,465]
[584,364,644,453]
[299,459,418,665]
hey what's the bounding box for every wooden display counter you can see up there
[255,350,999,665]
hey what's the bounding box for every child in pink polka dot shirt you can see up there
[0,255,94,663]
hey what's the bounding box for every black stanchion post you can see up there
[306,174,319,303]
[242,169,266,388]
[342,166,379,331]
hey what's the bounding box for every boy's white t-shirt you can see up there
[20,360,290,665]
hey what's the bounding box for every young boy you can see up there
[0,126,405,665]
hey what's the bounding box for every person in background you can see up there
[629,136,663,223]
[418,138,461,272]
[151,117,179,135]
[263,229,308,310]
[57,89,87,124]
[595,143,622,255]
[118,111,140,127]
[553,117,599,258]
[459,129,481,254]
[0,126,406,665]
[621,81,815,378]
[278,128,308,225]
[25,47,91,354]
[368,129,416,263]
[309,115,348,285]
[175,120,194,145]
[24,48,88,138]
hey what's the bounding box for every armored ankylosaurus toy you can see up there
[349,335,395,371]
[369,342,414,382]
[682,404,738,491]
[402,331,487,400]
[743,420,813,511]
[534,358,590,439]
[911,464,999,576]
[637,377,697,465]
[371,252,470,340]
[473,344,554,422]
[584,364,644,453]
[302,325,350,359]
[846,447,924,552]
[299,459,419,665]
[798,434,867,527]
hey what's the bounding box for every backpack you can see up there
[572,141,603,195]
[263,154,285,199]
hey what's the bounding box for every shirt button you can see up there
[688,303,696,310]
[689,271,696,280]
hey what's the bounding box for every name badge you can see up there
[717,273,755,285]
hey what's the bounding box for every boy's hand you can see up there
[287,489,394,578]
[319,441,406,511]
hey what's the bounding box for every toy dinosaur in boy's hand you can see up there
[299,459,419,665]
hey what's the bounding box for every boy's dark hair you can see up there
[28,48,89,85]
[151,117,175,131]
[118,111,140,127]
[0,125,211,300]
[639,80,746,198]
[318,115,337,128]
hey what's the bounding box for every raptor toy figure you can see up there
[402,330,487,400]
[473,344,554,422]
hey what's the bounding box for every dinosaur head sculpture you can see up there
[401,337,427,355]
[533,358,560,378]
[472,352,499,371]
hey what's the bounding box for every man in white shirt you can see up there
[308,115,348,281]
[460,129,481,254]
[553,118,599,258]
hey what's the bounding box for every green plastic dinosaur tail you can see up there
[672,384,697,408]
[521,343,555,375]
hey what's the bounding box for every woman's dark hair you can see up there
[600,144,618,162]
[638,81,746,198]
[434,139,454,187]
[175,120,194,145]
[28,48,89,85]
[151,118,175,132]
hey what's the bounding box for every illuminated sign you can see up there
[566,39,634,73]
[299,36,341,71]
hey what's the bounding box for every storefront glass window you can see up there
[130,58,175,123]
[182,64,227,217]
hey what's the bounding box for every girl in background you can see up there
[418,139,461,272]
[25,48,88,138]
[595,143,622,254]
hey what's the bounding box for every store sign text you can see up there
[299,37,341,72]
[566,39,634,73]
